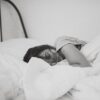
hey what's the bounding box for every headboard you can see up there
[0,0,28,42]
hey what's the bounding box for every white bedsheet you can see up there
[1,52,100,100]
[71,64,100,100]
[23,57,100,100]
[0,51,27,100]
[23,58,88,100]
[0,38,43,100]
[0,36,100,100]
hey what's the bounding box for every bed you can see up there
[1,1,100,100]
[0,35,100,100]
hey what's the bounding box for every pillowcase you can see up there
[0,38,44,60]
[81,35,100,62]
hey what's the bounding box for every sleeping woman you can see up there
[23,36,91,67]
[23,44,63,66]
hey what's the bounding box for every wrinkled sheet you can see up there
[0,52,100,100]
[23,57,100,100]
[23,57,88,100]
[1,35,100,100]
[0,51,27,100]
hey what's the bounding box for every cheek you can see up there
[50,63,57,66]
[45,59,57,66]
[43,59,52,65]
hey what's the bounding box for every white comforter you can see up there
[23,57,100,100]
[0,50,26,100]
[1,53,100,100]
[0,37,100,100]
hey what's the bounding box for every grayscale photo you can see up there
[0,0,100,100]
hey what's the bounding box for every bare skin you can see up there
[60,44,91,67]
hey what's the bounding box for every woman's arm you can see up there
[60,44,91,67]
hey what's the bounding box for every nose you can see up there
[50,62,57,66]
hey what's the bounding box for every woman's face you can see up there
[39,49,63,66]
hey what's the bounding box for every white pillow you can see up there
[0,38,44,60]
[81,35,100,62]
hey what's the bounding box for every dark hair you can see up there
[23,45,56,63]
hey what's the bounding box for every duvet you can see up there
[0,50,26,100]
[0,36,100,100]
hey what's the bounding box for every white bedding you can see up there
[23,58,100,100]
[0,36,100,100]
[0,38,41,100]
[0,50,26,100]
[23,57,88,100]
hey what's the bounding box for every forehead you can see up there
[39,48,56,57]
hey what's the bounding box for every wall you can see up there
[1,0,25,41]
[1,0,100,44]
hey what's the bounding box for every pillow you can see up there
[0,38,44,60]
[81,35,100,62]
